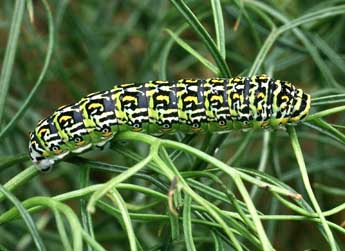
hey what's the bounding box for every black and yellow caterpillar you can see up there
[29,75,311,171]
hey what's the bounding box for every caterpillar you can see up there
[29,75,311,171]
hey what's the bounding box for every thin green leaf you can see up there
[159,24,189,80]
[81,231,107,251]
[0,0,25,125]
[0,0,55,140]
[80,167,94,251]
[307,105,345,122]
[110,189,137,251]
[210,0,226,59]
[314,183,345,196]
[170,0,231,77]
[54,208,72,251]
[183,194,196,251]
[26,0,34,23]
[87,154,153,213]
[245,1,345,89]
[0,184,46,251]
[166,29,219,74]
[211,230,224,251]
[305,118,345,144]
[0,166,38,203]
[287,126,338,250]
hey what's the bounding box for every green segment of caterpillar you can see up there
[29,75,311,171]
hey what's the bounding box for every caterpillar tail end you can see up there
[290,90,311,122]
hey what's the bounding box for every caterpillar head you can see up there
[28,119,69,172]
[29,131,55,172]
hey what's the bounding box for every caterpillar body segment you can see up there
[29,75,311,171]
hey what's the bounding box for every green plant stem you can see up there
[80,166,94,251]
[153,155,244,250]
[0,166,38,202]
[0,184,46,251]
[87,152,154,213]
[250,131,270,198]
[109,189,137,251]
[183,194,196,251]
[306,105,345,122]
[288,126,338,251]
[116,131,278,250]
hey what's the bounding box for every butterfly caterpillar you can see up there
[29,75,311,171]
